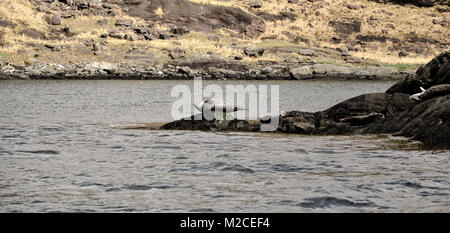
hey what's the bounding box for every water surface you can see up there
[0,80,448,212]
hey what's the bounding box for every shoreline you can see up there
[0,61,414,80]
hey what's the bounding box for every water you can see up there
[0,80,449,212]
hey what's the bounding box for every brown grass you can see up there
[0,0,448,66]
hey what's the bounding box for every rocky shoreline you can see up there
[158,51,450,149]
[0,58,413,80]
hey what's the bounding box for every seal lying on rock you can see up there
[410,84,450,102]
[339,112,385,126]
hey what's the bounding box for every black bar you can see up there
[0,213,446,232]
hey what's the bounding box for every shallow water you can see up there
[0,80,449,212]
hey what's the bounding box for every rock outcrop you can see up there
[160,51,450,149]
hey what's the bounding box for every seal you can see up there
[339,112,385,126]
[410,84,450,102]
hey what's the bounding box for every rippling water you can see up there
[0,80,449,212]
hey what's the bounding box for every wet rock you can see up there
[244,46,265,57]
[340,112,385,126]
[160,115,261,132]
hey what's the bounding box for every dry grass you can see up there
[203,0,450,64]
[0,0,448,66]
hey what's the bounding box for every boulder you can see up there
[243,46,265,57]
[415,50,450,88]
[170,27,189,35]
[133,51,450,148]
[289,66,313,79]
[249,0,263,8]
[387,50,450,94]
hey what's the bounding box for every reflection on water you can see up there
[0,80,449,212]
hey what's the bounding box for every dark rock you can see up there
[249,0,263,8]
[19,29,46,40]
[386,75,424,94]
[399,51,409,57]
[143,34,155,40]
[125,34,140,41]
[0,20,16,29]
[73,0,89,10]
[234,55,243,60]
[245,20,265,38]
[44,44,61,51]
[329,20,361,36]
[169,54,247,71]
[118,0,266,38]
[367,0,448,7]
[115,19,133,27]
[340,112,385,126]
[244,46,265,57]
[170,27,189,35]
[160,115,261,132]
[108,31,124,39]
[415,50,450,88]
[159,32,171,40]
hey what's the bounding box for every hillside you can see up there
[0,0,449,78]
